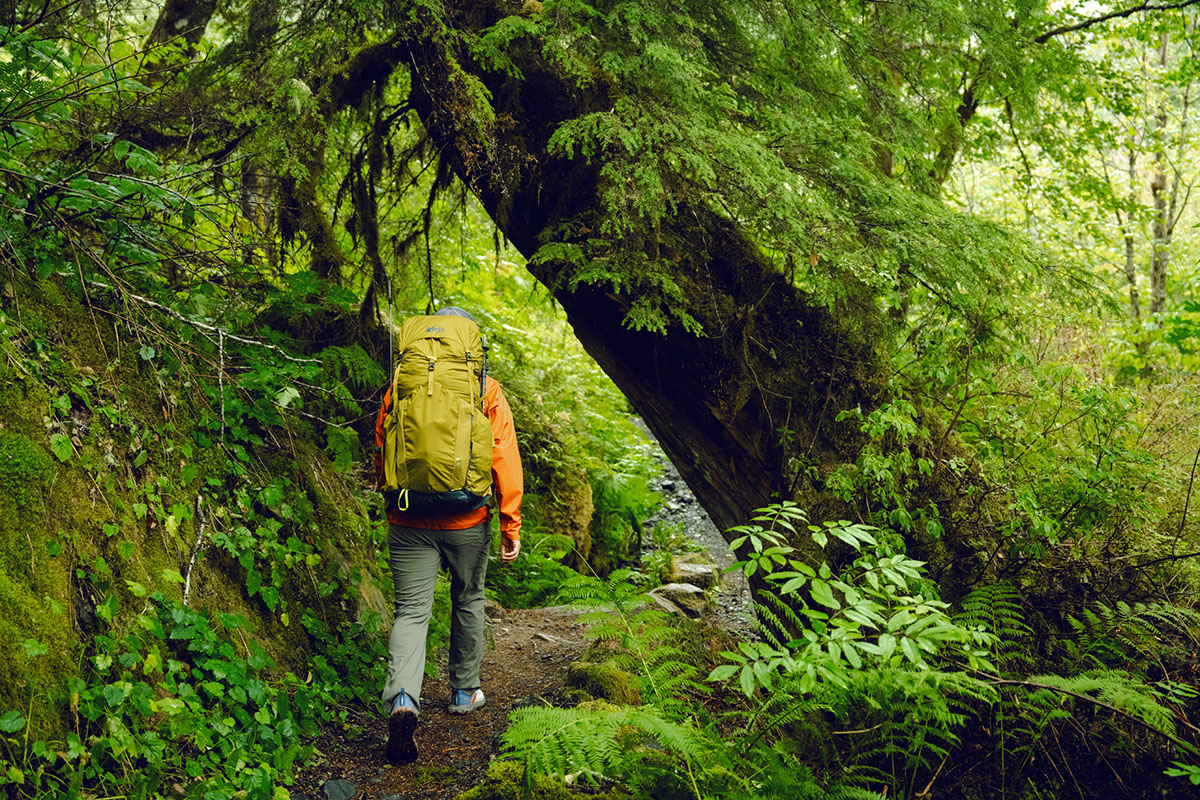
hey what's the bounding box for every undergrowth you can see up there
[501,503,1200,800]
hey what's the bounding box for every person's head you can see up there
[435,306,475,322]
[435,306,487,350]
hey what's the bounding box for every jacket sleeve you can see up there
[485,377,523,540]
[373,386,390,489]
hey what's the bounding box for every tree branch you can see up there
[1034,0,1200,44]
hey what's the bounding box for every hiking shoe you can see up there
[448,688,486,714]
[385,690,419,764]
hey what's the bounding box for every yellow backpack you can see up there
[381,314,493,513]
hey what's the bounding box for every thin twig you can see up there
[1171,436,1200,557]
[89,282,321,363]
[1034,0,1200,44]
[182,496,208,607]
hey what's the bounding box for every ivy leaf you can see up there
[275,387,301,408]
[49,432,73,462]
[103,684,125,707]
[0,711,25,733]
[139,345,156,361]
[23,638,47,657]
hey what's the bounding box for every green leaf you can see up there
[161,568,185,584]
[810,580,838,609]
[780,576,807,594]
[706,664,738,681]
[49,432,73,462]
[739,663,756,697]
[0,711,26,733]
[139,346,156,361]
[103,683,125,707]
[878,633,897,661]
[22,639,47,657]
[843,642,863,669]
[275,387,301,408]
[117,541,135,561]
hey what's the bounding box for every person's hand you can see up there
[500,536,521,564]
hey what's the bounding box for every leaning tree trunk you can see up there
[391,2,996,597]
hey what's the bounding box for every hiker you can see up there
[373,306,523,764]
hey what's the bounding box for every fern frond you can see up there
[1018,669,1178,734]
[955,582,1032,672]
[755,588,805,647]
[1065,600,1200,669]
[320,344,386,391]
[502,705,709,788]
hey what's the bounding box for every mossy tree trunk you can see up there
[383,1,994,597]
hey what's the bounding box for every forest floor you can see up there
[291,457,752,800]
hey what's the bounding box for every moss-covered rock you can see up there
[524,463,594,568]
[563,661,643,706]
[454,760,628,800]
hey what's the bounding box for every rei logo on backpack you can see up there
[381,314,493,514]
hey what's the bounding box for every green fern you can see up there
[1065,600,1200,669]
[557,569,705,712]
[955,582,1033,673]
[988,667,1193,795]
[753,587,806,649]
[1016,670,1178,734]
[817,668,997,793]
[501,704,708,796]
[320,344,386,391]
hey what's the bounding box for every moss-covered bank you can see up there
[0,274,388,737]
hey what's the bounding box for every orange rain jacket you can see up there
[374,375,523,541]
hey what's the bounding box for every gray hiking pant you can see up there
[380,520,490,705]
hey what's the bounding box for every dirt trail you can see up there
[291,604,589,800]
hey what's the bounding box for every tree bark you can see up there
[1149,30,1171,317]
[145,0,217,50]
[1125,143,1142,321]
